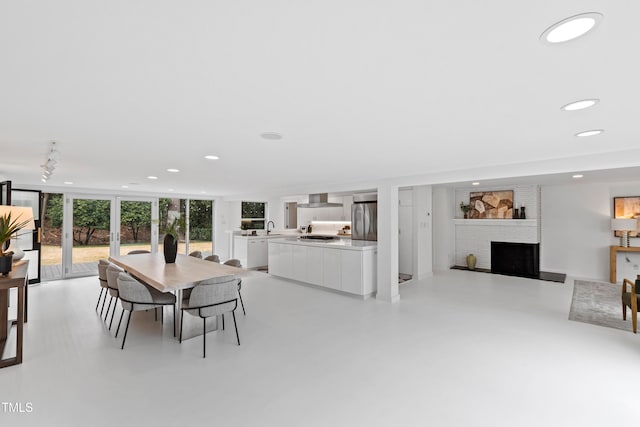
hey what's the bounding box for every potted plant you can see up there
[163,219,179,263]
[460,202,471,219]
[0,211,32,275]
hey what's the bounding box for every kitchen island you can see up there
[268,237,377,297]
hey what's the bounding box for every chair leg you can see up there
[623,302,627,320]
[203,317,206,358]
[633,311,637,334]
[222,313,225,330]
[173,304,176,337]
[232,311,240,346]
[116,309,125,338]
[238,289,246,316]
[109,297,119,330]
[96,288,105,311]
[105,296,114,322]
[160,306,164,325]
[179,310,184,343]
[155,307,158,321]
[100,291,108,316]
[121,311,132,350]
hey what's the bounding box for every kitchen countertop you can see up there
[269,237,377,251]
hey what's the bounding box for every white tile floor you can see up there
[1,270,639,426]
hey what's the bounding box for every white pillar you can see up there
[376,183,400,303]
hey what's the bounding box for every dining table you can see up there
[108,253,243,339]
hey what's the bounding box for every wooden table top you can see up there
[108,253,243,292]
[0,260,29,290]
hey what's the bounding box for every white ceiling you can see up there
[2,1,639,198]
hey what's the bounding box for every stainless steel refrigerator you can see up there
[351,193,377,241]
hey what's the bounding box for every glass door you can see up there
[64,195,115,277]
[116,198,156,255]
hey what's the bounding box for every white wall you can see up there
[433,187,454,271]
[540,181,640,281]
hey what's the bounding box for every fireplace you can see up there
[491,241,540,278]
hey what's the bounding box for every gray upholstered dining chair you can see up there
[105,263,124,329]
[127,249,150,254]
[115,272,177,350]
[189,251,203,259]
[223,259,246,315]
[204,254,220,263]
[179,275,240,358]
[96,259,110,315]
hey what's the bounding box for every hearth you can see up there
[491,241,540,279]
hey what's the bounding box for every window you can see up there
[241,201,266,230]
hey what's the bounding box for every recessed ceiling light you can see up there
[204,155,219,160]
[121,185,129,189]
[541,12,603,44]
[168,189,174,192]
[260,132,283,140]
[561,98,599,111]
[147,176,158,180]
[572,174,584,179]
[575,129,604,137]
[200,191,207,194]
[472,182,480,186]
[64,181,73,185]
[167,168,180,173]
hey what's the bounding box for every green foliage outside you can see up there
[45,195,213,246]
[120,201,151,242]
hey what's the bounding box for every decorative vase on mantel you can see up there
[519,206,526,219]
[163,235,178,264]
[466,253,477,270]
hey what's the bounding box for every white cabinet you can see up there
[235,237,269,268]
[268,241,376,297]
[322,248,342,290]
[306,246,324,286]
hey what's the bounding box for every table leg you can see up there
[175,289,182,340]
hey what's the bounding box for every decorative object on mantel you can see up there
[0,206,35,275]
[611,218,637,247]
[466,253,477,270]
[162,219,179,263]
[459,202,471,219]
[519,206,526,219]
[613,196,640,239]
[469,190,514,219]
[512,208,519,219]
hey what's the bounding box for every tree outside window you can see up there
[241,201,266,230]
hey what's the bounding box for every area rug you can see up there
[569,280,633,332]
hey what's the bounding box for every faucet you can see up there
[266,220,275,235]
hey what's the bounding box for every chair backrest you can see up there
[106,264,124,290]
[187,275,239,318]
[223,258,242,268]
[204,254,220,263]
[117,272,154,304]
[98,259,110,285]
[189,251,203,259]
[127,249,150,255]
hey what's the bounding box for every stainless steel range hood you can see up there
[297,193,343,208]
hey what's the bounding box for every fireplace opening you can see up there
[491,241,540,278]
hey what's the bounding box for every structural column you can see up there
[376,183,400,303]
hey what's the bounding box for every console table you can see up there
[609,246,640,283]
[0,260,28,368]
